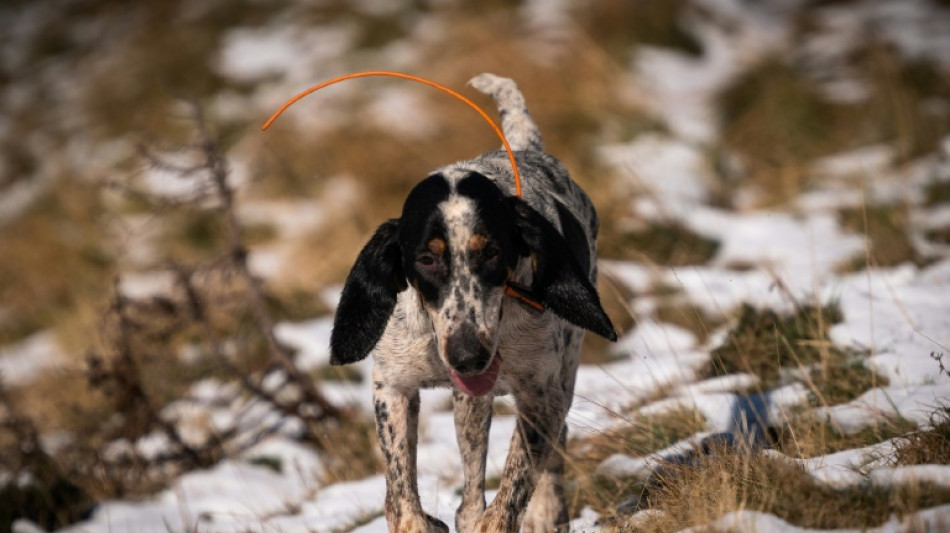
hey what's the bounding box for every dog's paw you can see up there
[523,474,569,532]
[522,506,568,533]
[455,498,485,533]
[470,505,516,533]
[393,514,449,533]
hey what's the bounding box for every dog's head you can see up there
[329,171,616,393]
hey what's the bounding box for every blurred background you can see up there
[1,0,950,531]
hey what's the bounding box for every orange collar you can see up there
[504,282,544,314]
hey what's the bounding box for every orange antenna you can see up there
[261,71,522,197]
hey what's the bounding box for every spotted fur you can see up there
[331,73,617,533]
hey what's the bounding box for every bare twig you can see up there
[188,103,340,422]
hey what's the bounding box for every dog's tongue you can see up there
[450,353,502,397]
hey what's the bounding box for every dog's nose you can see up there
[445,323,491,376]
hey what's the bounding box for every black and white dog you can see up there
[330,73,616,533]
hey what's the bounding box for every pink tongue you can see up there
[450,353,502,397]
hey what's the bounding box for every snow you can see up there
[600,134,713,218]
[217,25,355,83]
[274,317,334,370]
[631,0,800,143]
[0,331,64,385]
[365,86,437,137]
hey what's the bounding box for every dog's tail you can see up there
[469,73,543,152]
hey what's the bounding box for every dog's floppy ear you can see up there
[509,199,617,341]
[330,219,407,365]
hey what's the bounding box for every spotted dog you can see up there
[330,73,617,533]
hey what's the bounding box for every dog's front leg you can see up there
[452,390,492,532]
[474,390,566,533]
[374,381,449,533]
[522,424,570,533]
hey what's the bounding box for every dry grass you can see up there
[570,0,702,62]
[702,302,843,385]
[316,415,383,485]
[619,451,950,532]
[893,408,950,467]
[312,364,363,383]
[718,41,950,207]
[701,302,889,405]
[924,179,950,207]
[75,1,267,142]
[838,203,927,271]
[565,408,707,519]
[771,412,916,459]
[599,221,720,267]
[806,354,886,406]
[719,58,855,206]
[0,178,115,347]
[653,303,721,347]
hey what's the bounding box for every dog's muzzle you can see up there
[445,323,502,396]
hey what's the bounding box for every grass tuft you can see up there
[893,408,950,467]
[805,353,886,406]
[625,451,950,532]
[702,302,843,385]
[838,204,927,270]
[317,415,383,485]
[0,177,115,346]
[572,0,703,62]
[652,300,723,347]
[600,221,720,266]
[924,179,950,207]
[565,408,707,519]
[718,44,950,207]
[770,412,916,459]
[718,58,860,206]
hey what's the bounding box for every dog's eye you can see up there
[483,246,500,261]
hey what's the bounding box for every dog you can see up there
[329,73,617,533]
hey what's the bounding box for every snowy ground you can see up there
[4,0,950,532]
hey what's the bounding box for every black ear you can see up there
[509,199,617,341]
[330,219,407,365]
